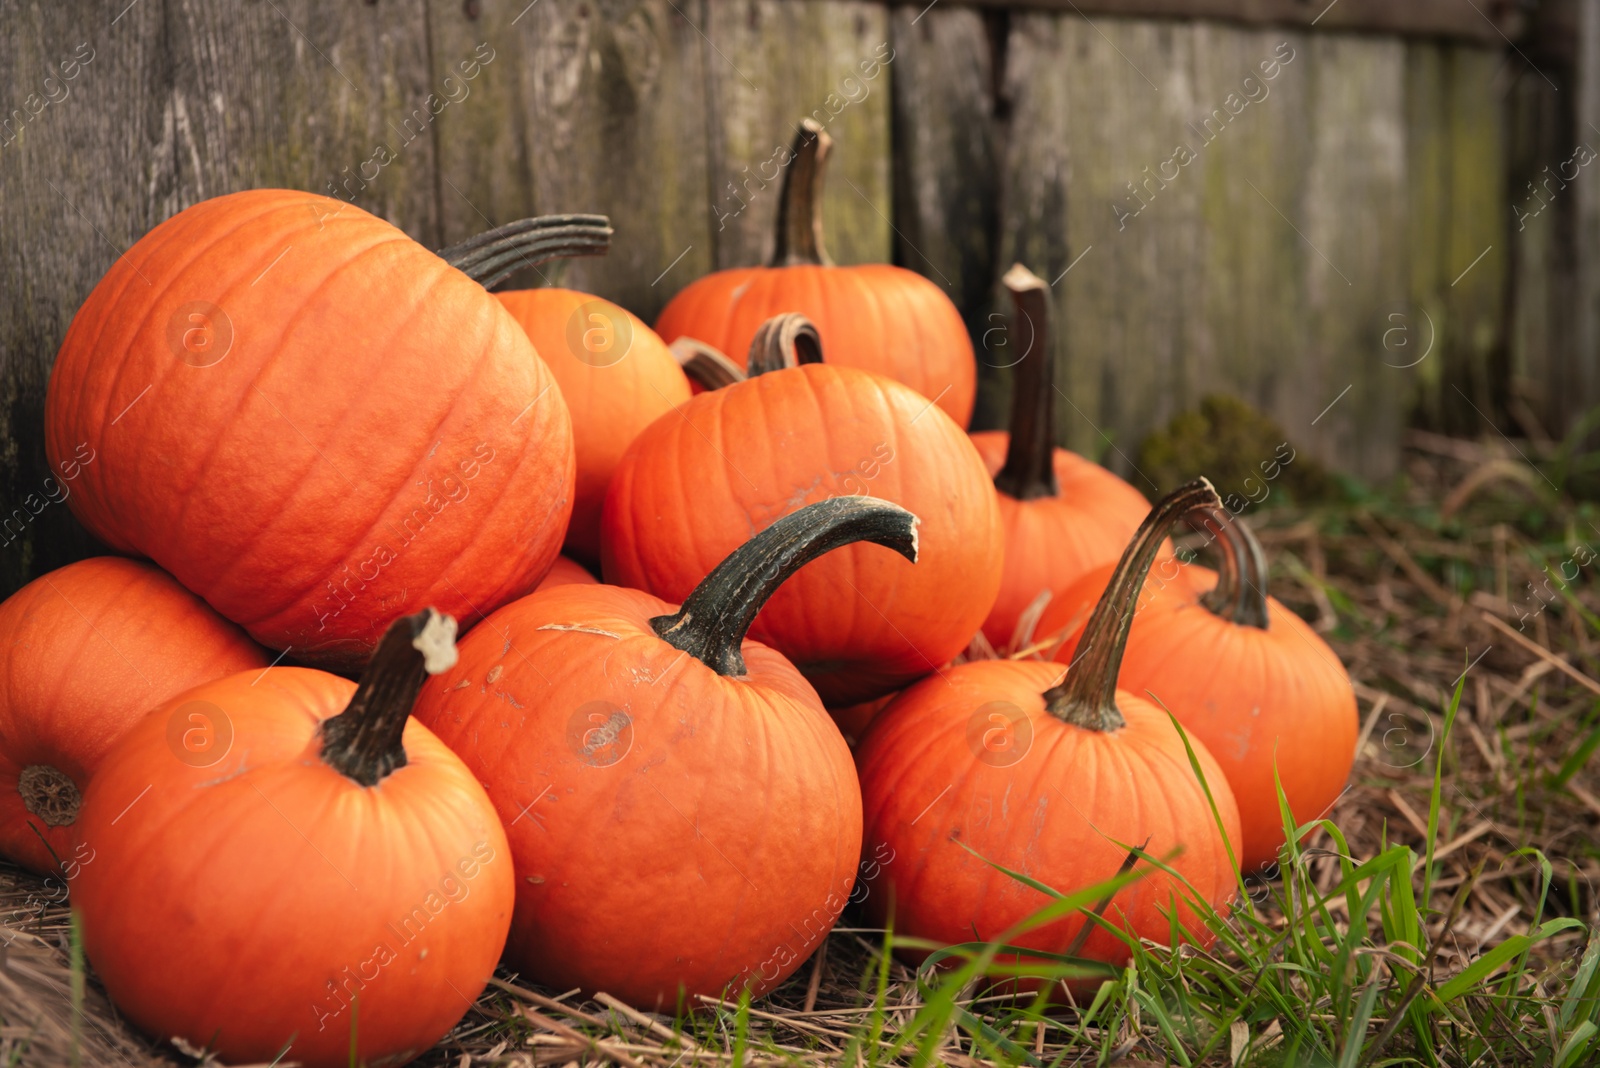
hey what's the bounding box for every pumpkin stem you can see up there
[747,313,824,376]
[18,765,79,827]
[320,609,459,787]
[1044,479,1221,731]
[439,214,614,291]
[993,264,1059,501]
[770,120,835,268]
[1196,509,1272,630]
[672,337,747,390]
[650,497,918,677]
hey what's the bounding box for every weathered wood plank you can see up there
[888,4,1002,424]
[947,0,1520,44]
[438,0,715,319]
[0,0,442,598]
[1406,40,1509,436]
[703,0,893,270]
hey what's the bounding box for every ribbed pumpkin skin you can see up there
[413,584,862,1007]
[497,288,691,565]
[600,365,1003,705]
[1045,563,1358,872]
[0,558,268,872]
[968,432,1155,649]
[535,554,600,591]
[655,265,976,427]
[855,660,1241,973]
[45,190,574,670]
[73,668,514,1068]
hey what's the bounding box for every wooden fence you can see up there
[0,0,1587,597]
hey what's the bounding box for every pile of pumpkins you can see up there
[0,122,1356,1067]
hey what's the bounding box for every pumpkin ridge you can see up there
[177,238,483,626]
[66,195,296,455]
[130,232,423,578]
[249,260,517,627]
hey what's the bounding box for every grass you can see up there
[3,436,1599,1067]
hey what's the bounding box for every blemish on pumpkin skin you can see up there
[486,664,503,685]
[536,623,622,639]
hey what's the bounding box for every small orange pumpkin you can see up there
[73,610,513,1067]
[601,356,1002,705]
[0,557,268,873]
[45,193,604,670]
[969,264,1156,650]
[415,497,918,1007]
[855,480,1241,983]
[535,554,600,591]
[655,121,975,426]
[496,288,692,565]
[1042,510,1357,871]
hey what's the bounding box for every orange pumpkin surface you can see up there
[855,481,1241,986]
[1043,511,1357,872]
[72,611,513,1067]
[970,265,1155,650]
[601,362,1002,705]
[45,191,592,671]
[535,554,600,591]
[0,557,267,873]
[416,498,915,1006]
[655,121,974,427]
[497,288,692,564]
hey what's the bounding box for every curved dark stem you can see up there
[1044,479,1221,730]
[1195,508,1272,630]
[320,608,459,786]
[672,337,747,390]
[747,313,824,376]
[770,119,835,268]
[439,214,614,290]
[650,497,918,677]
[993,263,1059,501]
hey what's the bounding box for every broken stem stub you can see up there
[993,263,1059,501]
[320,608,459,787]
[770,119,835,268]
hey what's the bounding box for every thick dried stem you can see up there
[320,609,459,786]
[1044,479,1221,730]
[439,214,613,290]
[770,120,835,267]
[747,313,824,376]
[672,337,747,390]
[1196,508,1272,630]
[650,497,918,677]
[993,264,1059,500]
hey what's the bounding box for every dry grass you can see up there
[3,434,1598,1067]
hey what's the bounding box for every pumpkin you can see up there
[1042,510,1357,872]
[827,690,899,748]
[414,497,918,1007]
[970,264,1156,651]
[654,120,975,426]
[535,554,600,591]
[0,557,268,874]
[72,610,513,1067]
[44,192,607,671]
[600,354,1003,705]
[854,479,1242,985]
[495,287,692,565]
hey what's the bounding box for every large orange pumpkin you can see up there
[970,264,1155,650]
[0,557,268,873]
[854,480,1241,984]
[73,610,513,1067]
[601,360,1002,705]
[415,497,917,1007]
[495,288,692,565]
[45,192,603,671]
[1042,510,1357,872]
[654,120,975,426]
